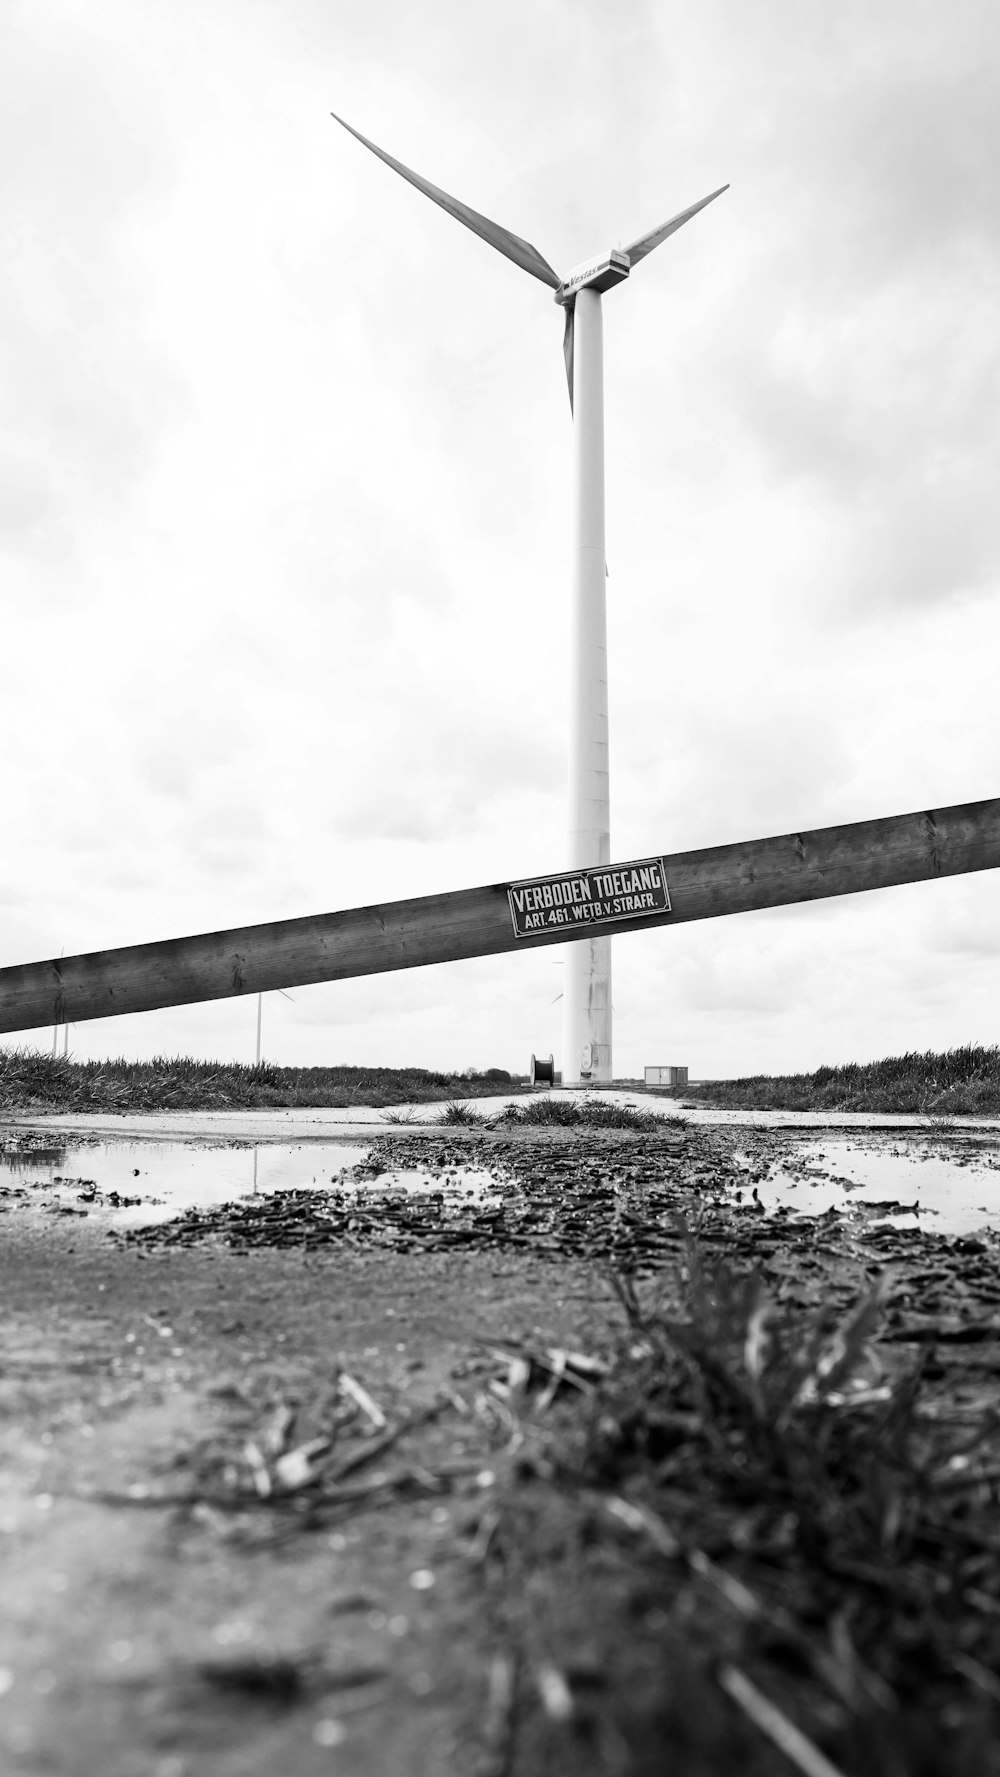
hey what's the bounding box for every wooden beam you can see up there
[1,797,998,1036]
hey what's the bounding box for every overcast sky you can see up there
[2,0,999,1080]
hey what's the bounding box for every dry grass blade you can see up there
[534,1349,567,1413]
[535,1662,573,1722]
[479,1340,606,1406]
[338,1371,387,1429]
[603,1495,680,1558]
[243,1441,272,1499]
[689,1550,766,1621]
[604,1510,795,1634]
[261,1401,297,1456]
[951,1651,1000,1704]
[743,1298,775,1382]
[467,1507,501,1564]
[273,1437,333,1492]
[475,1650,518,1777]
[718,1666,847,1777]
[794,1273,892,1406]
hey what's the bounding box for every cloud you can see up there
[920,872,1000,958]
[0,7,185,564]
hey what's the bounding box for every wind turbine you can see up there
[332,113,727,1085]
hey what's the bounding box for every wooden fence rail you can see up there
[1,797,998,1035]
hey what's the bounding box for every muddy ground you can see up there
[2,1120,1000,1776]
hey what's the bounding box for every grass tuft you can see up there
[495,1096,665,1131]
[486,1233,1000,1771]
[438,1101,488,1126]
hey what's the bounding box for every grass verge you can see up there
[686,1044,1000,1115]
[0,1049,523,1114]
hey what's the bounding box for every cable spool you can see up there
[530,1053,555,1088]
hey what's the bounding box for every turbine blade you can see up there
[624,184,729,266]
[562,302,575,413]
[331,112,562,290]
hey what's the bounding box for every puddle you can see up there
[0,1140,372,1226]
[2,1122,998,1239]
[743,1136,1000,1237]
[0,1137,509,1228]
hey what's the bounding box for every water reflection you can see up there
[0,1140,372,1225]
[748,1136,1000,1236]
[349,1165,501,1203]
[0,1146,68,1169]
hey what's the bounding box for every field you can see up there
[684,1043,1000,1116]
[5,1044,1000,1118]
[0,1050,523,1114]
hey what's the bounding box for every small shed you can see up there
[644,1065,688,1087]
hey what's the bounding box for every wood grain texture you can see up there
[2,798,998,1035]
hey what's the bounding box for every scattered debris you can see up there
[6,1112,1000,1773]
[339,1370,387,1428]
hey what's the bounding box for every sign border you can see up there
[506,856,671,940]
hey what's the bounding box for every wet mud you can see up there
[2,1117,1000,1774]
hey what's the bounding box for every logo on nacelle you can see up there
[555,249,630,304]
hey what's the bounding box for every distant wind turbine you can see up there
[332,113,727,1084]
[255,988,295,1066]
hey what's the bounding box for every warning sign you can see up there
[507,857,671,939]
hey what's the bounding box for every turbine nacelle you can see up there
[555,250,630,306]
[330,110,727,413]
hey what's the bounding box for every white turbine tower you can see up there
[332,113,727,1085]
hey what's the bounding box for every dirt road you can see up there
[3,1122,1000,1776]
